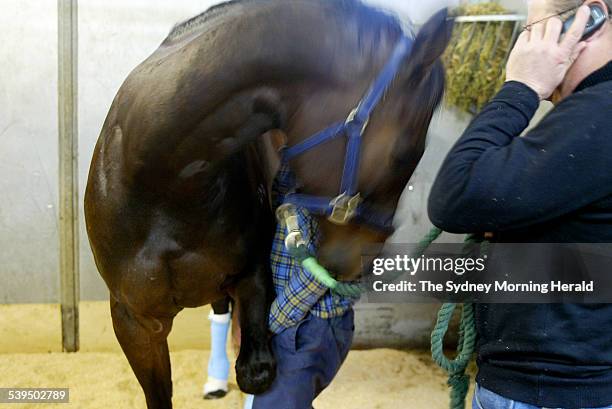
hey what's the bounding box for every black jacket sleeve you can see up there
[428,81,612,233]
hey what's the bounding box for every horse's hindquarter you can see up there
[85,125,268,312]
[84,55,272,313]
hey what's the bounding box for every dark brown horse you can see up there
[84,1,452,408]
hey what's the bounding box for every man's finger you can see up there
[531,22,545,40]
[544,17,563,42]
[561,5,591,49]
[569,41,588,65]
[516,29,530,45]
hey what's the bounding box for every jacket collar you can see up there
[574,60,612,93]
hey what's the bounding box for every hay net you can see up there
[444,3,525,115]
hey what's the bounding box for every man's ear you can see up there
[405,8,454,80]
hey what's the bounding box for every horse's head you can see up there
[264,6,453,279]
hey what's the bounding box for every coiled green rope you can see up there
[431,231,485,409]
[431,302,476,409]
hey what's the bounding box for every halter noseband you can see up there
[280,35,415,232]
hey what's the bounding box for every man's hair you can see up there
[551,0,612,17]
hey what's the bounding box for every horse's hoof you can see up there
[203,378,228,400]
[235,352,276,395]
[204,390,228,400]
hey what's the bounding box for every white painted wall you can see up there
[0,1,60,303]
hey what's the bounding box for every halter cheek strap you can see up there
[280,35,415,232]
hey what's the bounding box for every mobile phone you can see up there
[562,4,608,41]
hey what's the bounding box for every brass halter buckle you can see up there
[328,193,362,225]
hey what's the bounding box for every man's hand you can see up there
[506,5,591,100]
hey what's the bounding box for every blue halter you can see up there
[280,35,415,232]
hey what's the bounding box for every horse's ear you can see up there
[406,8,454,79]
[260,129,287,205]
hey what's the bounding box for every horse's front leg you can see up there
[234,258,277,394]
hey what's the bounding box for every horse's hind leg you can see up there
[211,297,231,315]
[111,299,175,409]
[203,297,232,400]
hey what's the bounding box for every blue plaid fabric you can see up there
[268,164,358,334]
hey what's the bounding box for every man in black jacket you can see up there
[428,0,612,407]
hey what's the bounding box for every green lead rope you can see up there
[288,245,364,298]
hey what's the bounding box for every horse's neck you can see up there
[135,0,401,175]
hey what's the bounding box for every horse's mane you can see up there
[166,0,409,43]
[167,0,240,39]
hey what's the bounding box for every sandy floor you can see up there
[0,303,474,408]
[0,302,215,354]
[0,349,469,409]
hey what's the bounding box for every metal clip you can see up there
[328,193,362,225]
[345,108,370,135]
[276,204,306,249]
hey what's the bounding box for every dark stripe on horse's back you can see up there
[167,0,258,40]
[166,0,409,44]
